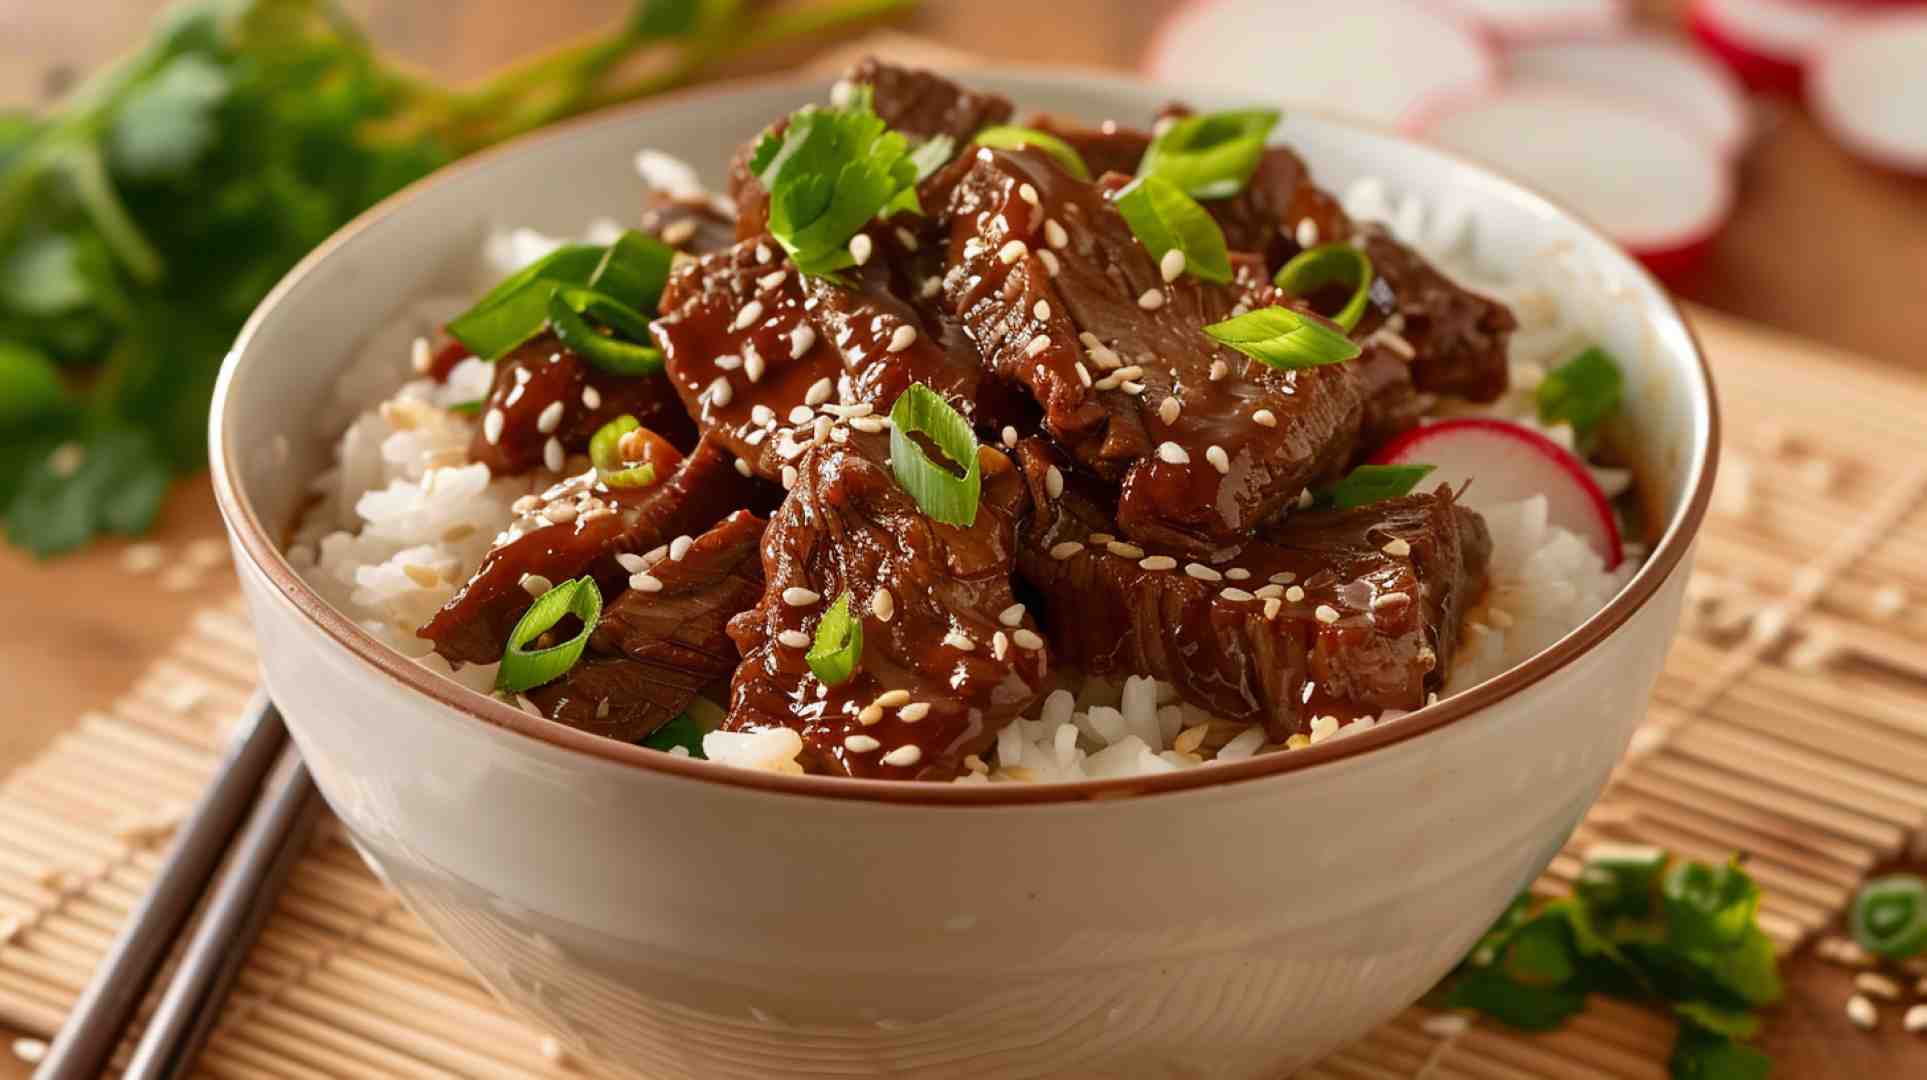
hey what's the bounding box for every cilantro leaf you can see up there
[751,87,920,277]
[1664,857,1761,953]
[4,426,170,556]
[109,52,232,182]
[0,342,73,428]
[1538,346,1623,439]
[1445,967,1586,1031]
[1669,1025,1770,1080]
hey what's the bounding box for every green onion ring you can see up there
[805,591,864,686]
[548,287,664,376]
[888,382,982,527]
[586,414,658,488]
[496,575,602,693]
[971,125,1091,181]
[1274,243,1375,332]
[1851,874,1927,958]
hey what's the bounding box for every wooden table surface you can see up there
[2,1,1923,1076]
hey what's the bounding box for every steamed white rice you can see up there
[290,160,1637,783]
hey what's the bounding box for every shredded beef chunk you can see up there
[640,192,736,257]
[526,510,765,740]
[944,145,1366,559]
[1014,440,1488,739]
[723,434,1049,779]
[466,333,696,476]
[421,435,763,664]
[653,239,844,482]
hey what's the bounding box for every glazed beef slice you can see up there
[723,434,1049,780]
[1014,439,1489,738]
[467,332,695,477]
[526,510,765,741]
[943,145,1366,558]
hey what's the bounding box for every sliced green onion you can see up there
[805,591,863,686]
[496,575,602,693]
[1138,108,1280,200]
[907,133,958,182]
[448,399,482,416]
[1114,175,1231,284]
[1202,306,1361,370]
[446,243,603,359]
[971,125,1091,181]
[1321,464,1436,510]
[1537,346,1624,439]
[1850,874,1927,958]
[888,382,982,527]
[1274,243,1374,331]
[587,229,674,314]
[548,286,664,376]
[587,414,658,488]
[640,710,709,757]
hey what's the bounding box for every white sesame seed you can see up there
[781,465,798,489]
[1905,1004,1927,1033]
[1018,182,1040,207]
[872,588,896,622]
[1225,568,1251,581]
[707,376,734,408]
[734,456,753,477]
[1044,219,1069,248]
[1012,628,1045,651]
[1033,299,1051,321]
[1206,445,1230,474]
[920,274,943,298]
[895,226,919,250]
[1072,361,1092,387]
[520,573,554,597]
[1025,334,1053,358]
[787,323,817,360]
[1295,218,1320,248]
[1159,248,1186,282]
[1255,584,1284,599]
[1158,397,1181,425]
[731,300,764,332]
[483,409,505,444]
[1252,408,1277,428]
[998,240,1029,264]
[1270,571,1297,585]
[992,630,1010,659]
[1846,994,1878,1030]
[876,689,912,708]
[781,587,820,607]
[858,704,883,725]
[1050,540,1084,560]
[1001,425,1019,447]
[1315,604,1341,624]
[849,233,873,265]
[1038,248,1061,276]
[813,416,832,443]
[631,572,664,593]
[661,219,698,246]
[1262,597,1282,619]
[1221,587,1255,602]
[1383,537,1412,557]
[1309,715,1340,743]
[543,437,565,472]
[1045,466,1065,498]
[777,628,811,649]
[1286,585,1306,602]
[888,325,918,352]
[750,403,775,426]
[1184,562,1222,582]
[664,535,692,562]
[1140,555,1177,571]
[845,734,881,753]
[615,552,646,573]
[942,631,976,652]
[1157,441,1189,465]
[882,744,923,767]
[744,346,766,383]
[997,603,1025,627]
[899,701,932,722]
[1138,288,1165,310]
[804,377,834,406]
[1104,540,1142,559]
[1855,972,1903,1000]
[1208,359,1229,382]
[787,404,815,425]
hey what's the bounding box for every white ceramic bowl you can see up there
[211,69,1717,1078]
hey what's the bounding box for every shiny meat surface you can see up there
[525,510,765,740]
[466,333,696,477]
[1024,113,1152,180]
[944,146,1366,558]
[1014,439,1490,738]
[722,434,1049,779]
[652,239,844,482]
[1354,225,1516,402]
[420,435,763,664]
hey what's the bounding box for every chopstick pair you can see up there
[36,695,322,1080]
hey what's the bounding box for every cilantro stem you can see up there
[736,0,919,50]
[58,141,165,284]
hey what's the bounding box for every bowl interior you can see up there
[213,67,1714,792]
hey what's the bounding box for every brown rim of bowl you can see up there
[210,65,1720,807]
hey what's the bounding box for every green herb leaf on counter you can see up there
[1114,175,1231,284]
[1433,849,1781,1080]
[970,124,1090,181]
[752,85,920,277]
[1137,107,1279,200]
[1537,346,1624,439]
[0,0,914,556]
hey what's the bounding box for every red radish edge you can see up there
[1372,418,1624,569]
[1502,34,1751,160]
[1809,11,1927,175]
[1437,0,1629,46]
[1409,85,1734,281]
[1143,0,1499,129]
[1687,0,1846,96]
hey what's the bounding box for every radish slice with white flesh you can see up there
[1144,0,1496,129]
[1810,11,1927,175]
[1687,0,1847,95]
[1437,0,1628,44]
[1372,418,1623,568]
[1505,34,1751,159]
[1415,86,1733,280]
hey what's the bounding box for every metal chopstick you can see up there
[34,694,289,1080]
[123,744,320,1079]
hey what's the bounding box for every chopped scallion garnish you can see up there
[587,414,658,488]
[496,575,602,693]
[444,229,673,366]
[1850,874,1927,959]
[1201,306,1360,370]
[1274,243,1374,331]
[750,85,922,278]
[1137,108,1280,200]
[805,591,863,686]
[1537,346,1623,439]
[1321,463,1436,509]
[548,286,664,376]
[446,243,604,360]
[586,229,675,314]
[640,709,710,758]
[970,124,1091,181]
[888,382,982,527]
[1114,175,1231,284]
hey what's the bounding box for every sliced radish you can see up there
[1505,34,1751,159]
[1688,0,1848,95]
[1437,0,1628,45]
[1372,418,1623,568]
[1810,11,1927,174]
[1144,0,1496,128]
[1414,85,1733,280]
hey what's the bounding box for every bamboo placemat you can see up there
[4,307,1926,1077]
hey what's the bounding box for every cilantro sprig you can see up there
[749,85,923,278]
[1434,848,1781,1080]
[0,0,912,556]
